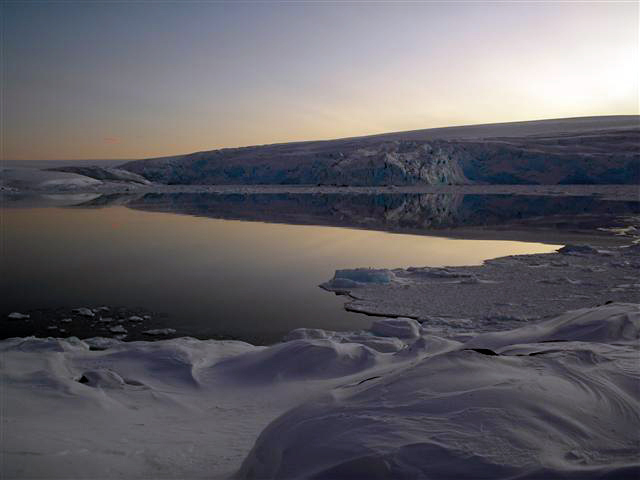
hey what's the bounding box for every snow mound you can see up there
[338,334,406,353]
[465,303,640,350]
[370,317,421,339]
[84,336,123,350]
[283,328,406,353]
[212,339,380,383]
[238,303,640,479]
[78,369,129,389]
[282,328,337,341]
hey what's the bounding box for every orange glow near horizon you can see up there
[2,2,638,161]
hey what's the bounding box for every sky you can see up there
[2,1,638,161]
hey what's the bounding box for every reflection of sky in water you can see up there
[2,206,558,343]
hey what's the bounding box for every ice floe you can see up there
[321,244,640,334]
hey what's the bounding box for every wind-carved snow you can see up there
[238,303,640,480]
[1,303,638,479]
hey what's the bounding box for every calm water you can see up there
[2,192,635,343]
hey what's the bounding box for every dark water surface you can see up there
[2,193,637,343]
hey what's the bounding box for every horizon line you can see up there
[4,113,638,163]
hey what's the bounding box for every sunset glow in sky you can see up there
[2,1,638,160]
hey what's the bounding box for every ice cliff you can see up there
[119,116,640,186]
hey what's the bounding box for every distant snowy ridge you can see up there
[0,167,102,191]
[4,116,638,189]
[0,166,149,192]
[1,303,638,479]
[47,166,151,185]
[120,115,640,186]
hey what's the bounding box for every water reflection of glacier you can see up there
[73,192,639,236]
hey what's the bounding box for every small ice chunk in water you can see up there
[61,318,72,323]
[128,316,144,322]
[110,325,127,334]
[73,307,95,317]
[99,317,116,323]
[7,312,30,320]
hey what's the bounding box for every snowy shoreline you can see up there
[3,178,640,201]
[2,245,639,479]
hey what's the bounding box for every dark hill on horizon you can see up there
[114,116,639,185]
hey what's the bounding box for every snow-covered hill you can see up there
[120,115,640,186]
[0,166,150,192]
[0,167,103,191]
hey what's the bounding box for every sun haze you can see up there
[2,1,638,161]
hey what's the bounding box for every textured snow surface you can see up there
[1,304,638,479]
[0,167,102,191]
[321,244,640,334]
[239,304,640,480]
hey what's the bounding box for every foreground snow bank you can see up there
[238,303,640,479]
[1,304,638,479]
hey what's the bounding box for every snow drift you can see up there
[1,304,638,479]
[239,304,640,479]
